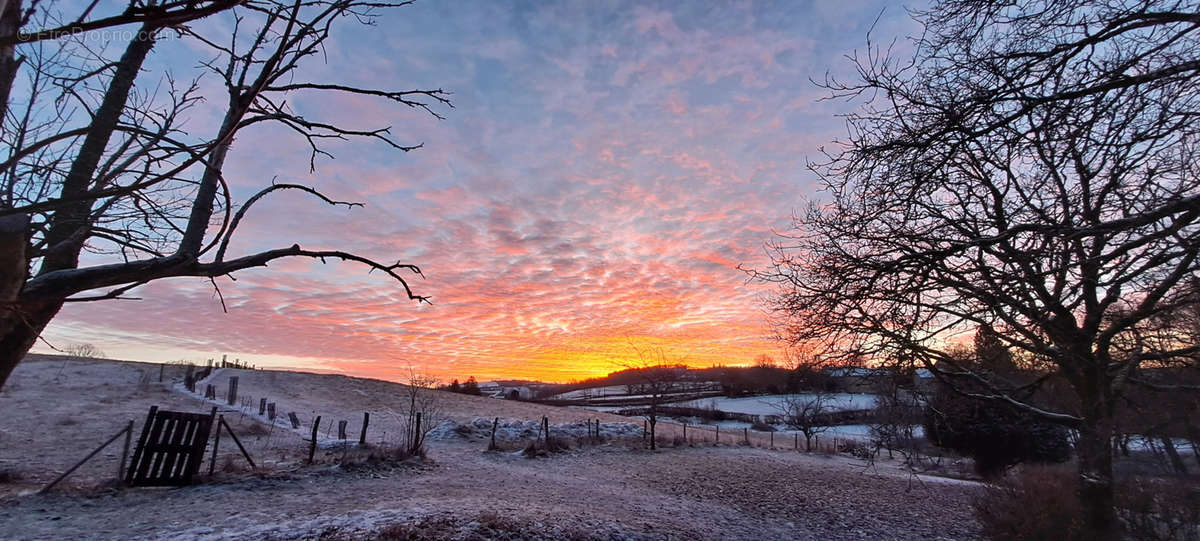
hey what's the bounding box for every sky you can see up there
[34,0,921,383]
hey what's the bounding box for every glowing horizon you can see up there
[32,1,919,385]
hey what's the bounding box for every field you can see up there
[0,356,983,540]
[678,393,879,415]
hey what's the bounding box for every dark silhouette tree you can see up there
[775,391,831,451]
[0,0,451,390]
[618,346,685,450]
[461,376,480,396]
[749,2,1200,536]
[926,328,1071,476]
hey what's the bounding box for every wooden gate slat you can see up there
[171,418,200,479]
[181,408,218,481]
[127,407,217,487]
[125,406,158,484]
[158,414,190,479]
[133,411,169,483]
[147,413,179,481]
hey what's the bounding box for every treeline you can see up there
[535,362,837,399]
[441,376,481,396]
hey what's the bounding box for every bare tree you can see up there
[0,0,451,390]
[618,346,685,451]
[868,376,921,463]
[64,342,103,358]
[775,392,831,452]
[387,368,441,456]
[748,2,1200,536]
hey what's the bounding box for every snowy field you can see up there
[677,393,879,415]
[549,385,629,400]
[549,382,721,401]
[0,356,987,540]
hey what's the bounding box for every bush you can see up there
[0,468,22,483]
[976,465,1200,541]
[1118,477,1200,541]
[924,384,1071,476]
[974,465,1086,540]
[838,439,873,459]
[750,421,776,432]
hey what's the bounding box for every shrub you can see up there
[924,384,1071,476]
[976,465,1200,541]
[838,439,873,459]
[750,421,776,432]
[974,465,1086,540]
[0,468,22,483]
[1118,477,1200,541]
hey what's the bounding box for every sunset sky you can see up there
[35,0,919,383]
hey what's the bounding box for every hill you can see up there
[0,355,981,540]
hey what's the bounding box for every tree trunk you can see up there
[1076,391,1118,539]
[0,298,62,390]
[1160,436,1188,474]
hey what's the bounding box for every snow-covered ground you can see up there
[677,393,878,415]
[0,356,985,540]
[427,417,643,443]
[549,385,629,400]
[548,382,720,401]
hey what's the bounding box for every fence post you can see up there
[209,418,223,476]
[259,398,267,416]
[744,427,749,445]
[337,420,347,440]
[118,420,133,482]
[489,417,499,450]
[308,415,321,464]
[770,431,774,448]
[227,376,239,406]
[716,425,719,443]
[359,412,370,446]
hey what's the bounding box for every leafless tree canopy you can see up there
[775,391,831,452]
[0,0,451,389]
[749,1,1200,537]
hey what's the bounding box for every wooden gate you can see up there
[125,406,217,486]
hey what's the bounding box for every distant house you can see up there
[912,369,937,393]
[477,381,502,397]
[478,381,533,400]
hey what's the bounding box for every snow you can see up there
[1123,435,1195,453]
[0,356,987,540]
[426,417,643,442]
[676,393,878,415]
[549,385,629,400]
